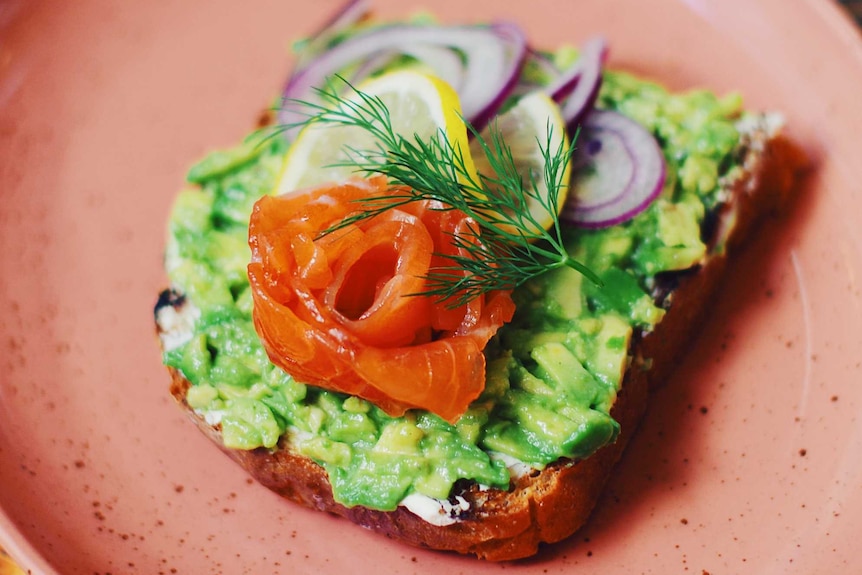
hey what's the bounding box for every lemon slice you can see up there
[469,91,571,235]
[275,69,478,195]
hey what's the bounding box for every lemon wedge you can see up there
[469,91,571,235]
[275,69,478,195]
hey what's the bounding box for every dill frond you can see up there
[283,78,600,307]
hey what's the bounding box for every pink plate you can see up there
[2,0,862,573]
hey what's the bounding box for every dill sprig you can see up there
[281,79,600,306]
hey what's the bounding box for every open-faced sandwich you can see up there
[154,0,804,561]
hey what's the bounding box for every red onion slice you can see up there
[472,22,528,128]
[562,109,665,228]
[278,22,527,140]
[549,36,607,129]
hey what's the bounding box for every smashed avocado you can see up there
[161,69,743,511]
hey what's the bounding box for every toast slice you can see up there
[155,95,804,560]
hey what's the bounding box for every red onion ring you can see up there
[278,22,527,140]
[551,36,608,129]
[562,109,665,228]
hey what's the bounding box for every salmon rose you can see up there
[247,176,515,422]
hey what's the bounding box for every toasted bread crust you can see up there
[161,119,804,561]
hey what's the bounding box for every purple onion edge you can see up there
[563,155,666,229]
[467,21,529,130]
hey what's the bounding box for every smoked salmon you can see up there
[247,176,515,422]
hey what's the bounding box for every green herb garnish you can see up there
[277,80,600,306]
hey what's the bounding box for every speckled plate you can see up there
[2,0,861,573]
